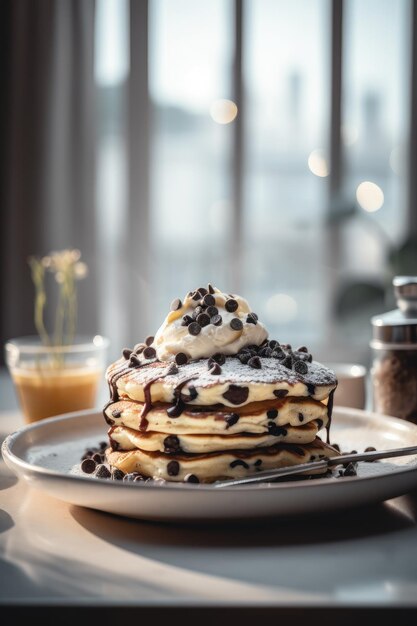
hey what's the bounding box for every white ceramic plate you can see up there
[2,407,417,522]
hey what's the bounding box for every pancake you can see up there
[107,355,337,408]
[108,420,325,454]
[106,437,340,482]
[104,396,329,435]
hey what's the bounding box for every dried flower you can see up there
[28,249,88,347]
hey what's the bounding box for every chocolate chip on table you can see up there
[167,460,180,476]
[164,435,181,453]
[188,321,202,336]
[143,346,156,359]
[225,413,240,428]
[197,313,210,327]
[223,385,249,405]
[145,336,154,346]
[273,389,289,398]
[230,318,243,331]
[175,352,188,365]
[225,298,238,312]
[81,458,96,474]
[208,283,215,294]
[211,314,222,326]
[209,363,222,375]
[122,348,132,360]
[248,356,262,369]
[206,305,218,317]
[112,469,125,480]
[170,298,182,311]
[203,294,216,307]
[129,354,141,367]
[181,315,193,326]
[95,464,111,479]
[267,408,278,419]
[184,473,200,483]
[294,360,308,374]
[246,313,258,325]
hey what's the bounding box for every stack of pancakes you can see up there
[104,342,339,483]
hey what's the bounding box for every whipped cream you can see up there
[153,286,268,362]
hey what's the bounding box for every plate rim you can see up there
[2,406,417,493]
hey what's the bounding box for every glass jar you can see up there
[370,277,417,422]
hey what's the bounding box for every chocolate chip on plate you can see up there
[143,346,156,359]
[112,469,125,480]
[225,298,238,313]
[95,464,111,479]
[188,322,202,336]
[170,298,182,311]
[184,473,200,483]
[230,318,243,331]
[81,458,96,474]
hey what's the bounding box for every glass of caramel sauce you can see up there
[5,335,109,423]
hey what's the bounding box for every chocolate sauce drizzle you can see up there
[103,362,132,425]
[326,388,335,444]
[167,376,198,418]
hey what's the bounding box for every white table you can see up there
[1,370,417,619]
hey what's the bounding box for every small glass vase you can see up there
[5,335,109,423]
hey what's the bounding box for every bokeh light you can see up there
[307,149,329,177]
[210,99,238,124]
[356,181,384,212]
[265,293,298,324]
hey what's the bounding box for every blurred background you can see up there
[1,0,417,366]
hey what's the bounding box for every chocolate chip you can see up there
[203,294,216,307]
[184,474,200,483]
[181,315,193,326]
[297,346,309,353]
[294,360,308,374]
[170,298,182,311]
[272,348,285,359]
[248,356,262,369]
[307,383,316,395]
[268,423,287,436]
[145,336,154,346]
[307,354,313,363]
[95,464,111,479]
[192,291,201,301]
[211,314,222,326]
[230,459,249,469]
[81,458,96,474]
[212,353,226,365]
[282,355,293,369]
[246,313,258,325]
[100,441,107,450]
[164,435,181,453]
[267,408,278,419]
[112,469,125,480]
[122,348,132,360]
[134,343,146,353]
[223,385,249,405]
[93,453,103,463]
[209,363,222,375]
[188,322,201,336]
[143,346,156,359]
[198,287,208,296]
[254,459,262,467]
[206,305,218,317]
[282,344,292,351]
[112,409,122,418]
[129,354,141,367]
[259,347,273,357]
[365,446,376,452]
[225,413,240,428]
[230,318,243,331]
[208,283,215,294]
[167,363,179,375]
[332,443,340,452]
[341,462,357,477]
[197,313,210,327]
[225,298,238,312]
[238,352,250,364]
[167,460,180,476]
[273,389,289,398]
[187,385,198,401]
[316,419,324,430]
[192,306,203,319]
[298,412,304,422]
[175,352,188,365]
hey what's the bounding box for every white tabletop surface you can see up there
[1,370,417,611]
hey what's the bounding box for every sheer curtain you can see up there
[0,0,97,360]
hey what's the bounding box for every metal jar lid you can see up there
[370,276,417,349]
